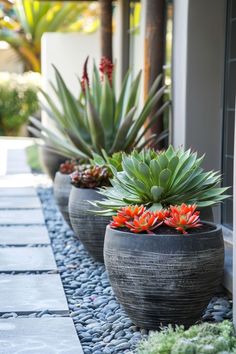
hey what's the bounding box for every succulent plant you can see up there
[93,145,229,214]
[70,165,111,189]
[29,57,169,159]
[110,205,146,228]
[59,160,78,174]
[125,211,162,234]
[110,203,202,234]
[164,204,201,234]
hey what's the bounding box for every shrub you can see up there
[137,321,236,354]
[0,72,40,136]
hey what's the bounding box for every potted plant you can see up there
[29,57,169,254]
[29,57,169,161]
[93,146,229,329]
[69,164,111,262]
[54,160,78,228]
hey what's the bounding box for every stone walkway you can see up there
[0,139,83,353]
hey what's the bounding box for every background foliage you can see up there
[0,71,40,135]
[0,0,99,71]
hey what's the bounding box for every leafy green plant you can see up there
[0,72,40,136]
[0,0,99,71]
[137,321,236,354]
[93,145,229,214]
[29,57,169,159]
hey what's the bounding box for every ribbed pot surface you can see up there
[104,224,224,329]
[69,186,110,263]
[54,172,72,228]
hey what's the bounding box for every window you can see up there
[222,0,236,229]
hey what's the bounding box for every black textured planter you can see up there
[104,223,224,329]
[69,186,110,263]
[39,146,66,180]
[54,172,72,228]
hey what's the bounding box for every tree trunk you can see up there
[100,0,113,62]
[144,0,166,148]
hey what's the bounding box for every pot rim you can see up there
[55,171,72,177]
[106,221,221,239]
[71,185,100,191]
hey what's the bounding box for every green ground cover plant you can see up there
[137,321,236,354]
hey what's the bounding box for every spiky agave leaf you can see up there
[93,146,230,214]
[30,59,169,160]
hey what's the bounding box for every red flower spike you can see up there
[99,57,113,84]
[164,203,202,234]
[125,211,163,234]
[81,56,89,93]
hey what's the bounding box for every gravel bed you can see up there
[37,185,232,354]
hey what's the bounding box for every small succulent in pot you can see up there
[93,145,229,329]
[59,159,78,174]
[68,164,111,263]
[70,165,111,189]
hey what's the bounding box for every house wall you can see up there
[172,0,226,173]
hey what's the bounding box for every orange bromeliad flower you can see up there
[125,211,162,234]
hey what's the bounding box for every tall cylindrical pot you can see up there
[104,223,224,329]
[69,186,110,263]
[54,172,72,228]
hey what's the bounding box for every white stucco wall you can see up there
[41,32,100,97]
[41,32,100,126]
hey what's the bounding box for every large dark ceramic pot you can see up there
[39,146,66,180]
[54,172,72,228]
[104,223,224,329]
[69,186,110,263]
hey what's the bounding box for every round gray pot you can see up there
[104,223,224,329]
[39,146,66,180]
[54,172,72,228]
[69,186,110,263]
